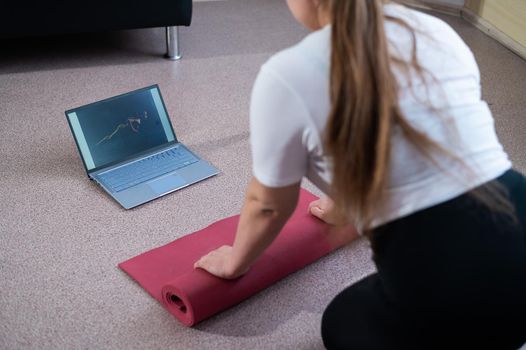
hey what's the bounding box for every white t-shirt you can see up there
[249,4,511,228]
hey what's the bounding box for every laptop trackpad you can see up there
[148,174,186,195]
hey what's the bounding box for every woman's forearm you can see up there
[228,178,300,276]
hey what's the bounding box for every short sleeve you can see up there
[249,65,309,187]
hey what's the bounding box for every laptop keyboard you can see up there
[97,146,198,192]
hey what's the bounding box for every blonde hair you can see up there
[323,0,516,230]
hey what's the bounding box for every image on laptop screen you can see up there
[67,87,176,171]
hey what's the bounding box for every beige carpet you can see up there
[1,1,525,349]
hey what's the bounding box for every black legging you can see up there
[321,169,526,349]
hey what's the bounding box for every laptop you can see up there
[65,84,219,209]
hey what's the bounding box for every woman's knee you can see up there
[321,276,378,349]
[321,288,350,349]
[321,274,409,349]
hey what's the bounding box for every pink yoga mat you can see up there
[119,189,353,326]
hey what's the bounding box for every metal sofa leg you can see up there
[165,26,182,60]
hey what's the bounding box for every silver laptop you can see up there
[65,84,219,209]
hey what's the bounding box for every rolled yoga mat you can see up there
[119,188,355,326]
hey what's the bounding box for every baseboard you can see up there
[403,1,462,17]
[403,1,526,61]
[461,7,526,61]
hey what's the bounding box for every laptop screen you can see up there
[66,85,176,172]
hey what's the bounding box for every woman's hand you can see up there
[309,196,348,226]
[309,197,361,248]
[195,178,300,280]
[194,245,248,280]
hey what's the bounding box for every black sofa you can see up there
[0,0,192,60]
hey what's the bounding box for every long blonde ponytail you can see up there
[325,0,439,229]
[324,0,516,230]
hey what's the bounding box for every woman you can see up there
[195,0,526,348]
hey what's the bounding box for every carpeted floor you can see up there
[0,1,525,349]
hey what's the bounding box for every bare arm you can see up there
[194,177,300,279]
